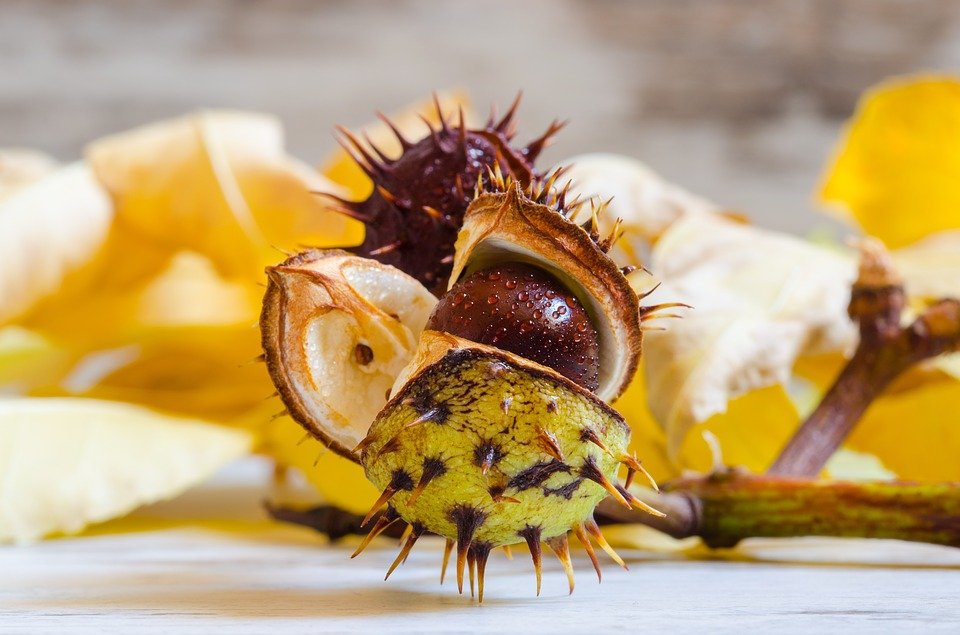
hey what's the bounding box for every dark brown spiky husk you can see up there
[332,96,565,295]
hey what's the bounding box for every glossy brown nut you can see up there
[427,262,600,391]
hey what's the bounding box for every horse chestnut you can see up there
[426,262,600,391]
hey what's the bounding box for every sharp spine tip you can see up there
[267,409,289,422]
[546,534,575,595]
[518,525,543,596]
[449,505,485,595]
[384,524,423,580]
[573,522,602,583]
[467,550,476,598]
[351,507,399,558]
[376,185,398,205]
[639,301,693,321]
[352,432,376,455]
[619,485,667,517]
[637,280,662,301]
[585,517,627,570]
[376,111,412,149]
[495,91,523,133]
[536,426,565,462]
[474,543,492,603]
[408,457,447,506]
[440,538,454,585]
[580,456,631,508]
[620,453,659,492]
[361,485,397,527]
[368,240,402,256]
[421,205,444,222]
[580,426,614,457]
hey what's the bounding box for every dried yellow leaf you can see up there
[0,327,73,392]
[645,212,855,458]
[0,163,113,325]
[849,370,960,481]
[562,153,720,264]
[571,154,960,481]
[87,110,360,280]
[0,398,252,544]
[612,368,679,483]
[0,149,58,200]
[820,75,960,248]
[891,229,960,301]
[63,325,270,424]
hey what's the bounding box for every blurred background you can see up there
[4,0,959,236]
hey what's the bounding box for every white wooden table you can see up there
[3,461,959,634]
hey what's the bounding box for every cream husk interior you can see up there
[263,250,436,454]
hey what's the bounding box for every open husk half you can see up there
[260,249,436,460]
[449,182,642,402]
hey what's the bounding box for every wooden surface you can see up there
[3,461,959,634]
[5,528,960,634]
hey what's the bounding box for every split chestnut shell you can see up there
[260,249,436,458]
[449,182,642,402]
[259,165,660,601]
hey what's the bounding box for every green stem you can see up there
[598,471,960,548]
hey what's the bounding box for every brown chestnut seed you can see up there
[426,262,600,391]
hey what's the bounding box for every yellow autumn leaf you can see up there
[611,367,678,483]
[87,110,360,281]
[849,369,960,481]
[613,365,799,478]
[0,398,253,544]
[677,386,799,474]
[561,153,720,266]
[0,149,58,200]
[63,325,270,424]
[0,163,114,325]
[793,351,960,480]
[820,75,960,248]
[644,212,856,459]
[19,249,262,352]
[0,327,73,391]
[8,249,273,425]
[638,216,960,479]
[824,448,897,481]
[891,229,960,301]
[321,91,471,198]
[938,354,960,381]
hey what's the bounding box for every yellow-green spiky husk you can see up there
[357,347,636,597]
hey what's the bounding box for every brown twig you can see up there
[769,239,960,476]
[264,501,407,540]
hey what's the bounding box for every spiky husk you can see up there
[352,332,660,600]
[259,99,684,601]
[330,96,564,295]
[450,177,644,402]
